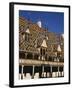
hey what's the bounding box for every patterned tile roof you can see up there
[19,17,64,57]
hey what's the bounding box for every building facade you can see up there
[19,17,64,79]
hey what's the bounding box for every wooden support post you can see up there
[32,65,35,79]
[42,65,44,77]
[58,66,59,77]
[50,66,52,77]
[21,65,24,79]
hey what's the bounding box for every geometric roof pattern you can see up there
[19,17,64,57]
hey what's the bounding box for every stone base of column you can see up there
[34,73,39,79]
[52,72,57,78]
[19,74,25,79]
[43,72,46,78]
[56,72,58,77]
[26,73,31,79]
[58,72,61,77]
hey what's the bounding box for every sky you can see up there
[19,10,64,34]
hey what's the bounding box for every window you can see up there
[40,48,46,56]
[43,49,45,55]
[25,33,29,41]
[40,48,42,55]
[24,27,30,42]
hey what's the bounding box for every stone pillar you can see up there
[60,71,62,77]
[21,65,24,79]
[50,66,52,77]
[58,66,59,77]
[42,65,44,77]
[32,65,35,79]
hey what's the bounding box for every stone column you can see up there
[58,66,59,77]
[60,71,61,77]
[50,66,52,77]
[42,65,44,77]
[32,65,35,79]
[21,65,24,79]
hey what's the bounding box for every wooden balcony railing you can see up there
[19,59,64,66]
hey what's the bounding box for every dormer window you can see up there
[40,48,46,56]
[57,45,61,52]
[41,39,47,48]
[25,33,29,41]
[24,27,30,42]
